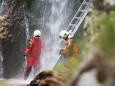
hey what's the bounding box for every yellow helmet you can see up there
[33,30,41,38]
[59,30,69,38]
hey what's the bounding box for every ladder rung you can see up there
[79,10,86,12]
[72,18,80,25]
[70,24,76,27]
[74,17,81,19]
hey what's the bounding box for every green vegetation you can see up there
[55,7,115,85]
[87,11,115,58]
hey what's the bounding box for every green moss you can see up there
[89,12,115,58]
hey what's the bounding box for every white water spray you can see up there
[39,0,75,71]
[23,5,30,44]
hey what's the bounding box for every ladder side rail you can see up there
[66,3,88,31]
[66,0,87,31]
[67,6,89,37]
[70,7,89,37]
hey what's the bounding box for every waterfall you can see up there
[23,5,30,45]
[40,0,74,70]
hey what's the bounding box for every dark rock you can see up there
[0,1,26,79]
[27,69,66,86]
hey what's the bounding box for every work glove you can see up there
[59,49,64,55]
[59,49,67,58]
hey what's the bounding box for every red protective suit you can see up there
[24,36,46,79]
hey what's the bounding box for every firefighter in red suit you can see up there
[24,30,47,80]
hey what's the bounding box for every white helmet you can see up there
[59,30,69,38]
[33,30,41,37]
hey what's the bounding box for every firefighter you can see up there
[24,30,49,80]
[59,30,79,63]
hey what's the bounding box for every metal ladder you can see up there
[66,0,89,38]
[44,0,90,70]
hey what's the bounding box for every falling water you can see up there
[23,5,30,44]
[40,0,73,70]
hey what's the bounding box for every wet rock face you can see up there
[0,0,26,78]
[0,16,12,43]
